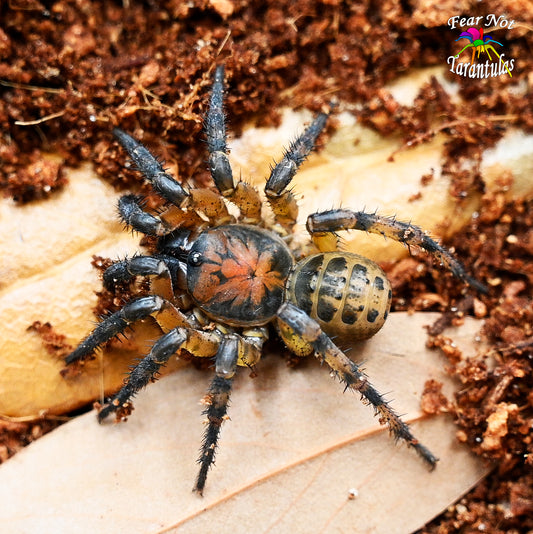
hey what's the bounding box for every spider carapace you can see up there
[63,65,487,495]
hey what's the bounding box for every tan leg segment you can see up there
[276,302,439,467]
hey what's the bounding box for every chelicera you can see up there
[64,65,487,495]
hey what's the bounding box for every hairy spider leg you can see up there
[96,326,223,422]
[264,110,329,232]
[194,327,267,494]
[276,302,439,467]
[102,255,174,290]
[205,65,262,224]
[64,295,192,365]
[307,209,488,294]
[205,64,233,195]
[113,128,189,206]
[194,334,239,495]
[115,128,233,227]
[118,194,174,236]
[102,253,191,309]
[93,324,264,494]
[120,186,232,233]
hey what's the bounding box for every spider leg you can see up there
[115,126,233,227]
[205,65,262,224]
[226,182,263,225]
[194,334,239,495]
[276,302,438,467]
[97,326,223,422]
[188,187,233,226]
[64,295,191,365]
[264,110,329,232]
[103,255,175,290]
[120,190,232,234]
[206,65,233,196]
[103,253,191,311]
[307,209,488,293]
[113,128,189,206]
[194,328,266,494]
[118,194,173,236]
[95,323,263,495]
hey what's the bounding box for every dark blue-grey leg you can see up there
[205,66,262,223]
[113,128,189,206]
[205,65,234,196]
[194,334,239,495]
[264,110,329,230]
[307,209,488,294]
[65,296,173,365]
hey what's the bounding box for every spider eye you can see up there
[188,252,203,267]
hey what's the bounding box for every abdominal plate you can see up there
[289,252,392,341]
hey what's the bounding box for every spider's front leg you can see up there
[115,127,232,227]
[118,194,175,236]
[205,65,262,224]
[276,302,439,468]
[264,109,329,232]
[102,253,193,321]
[307,208,488,293]
[102,254,177,291]
[113,128,189,206]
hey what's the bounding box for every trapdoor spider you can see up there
[64,65,487,494]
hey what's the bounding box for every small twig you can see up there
[215,29,232,57]
[389,114,519,160]
[0,79,63,94]
[14,110,66,126]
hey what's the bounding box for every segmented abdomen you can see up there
[286,252,392,341]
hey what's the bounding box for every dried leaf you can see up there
[0,313,489,533]
[0,165,173,417]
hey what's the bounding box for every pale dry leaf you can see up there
[0,164,181,417]
[0,312,489,534]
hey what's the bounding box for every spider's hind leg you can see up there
[276,302,439,468]
[307,208,488,293]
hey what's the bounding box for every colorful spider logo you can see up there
[455,27,512,77]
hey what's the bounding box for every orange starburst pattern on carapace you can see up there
[187,225,293,326]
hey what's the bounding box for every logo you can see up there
[447,15,515,78]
